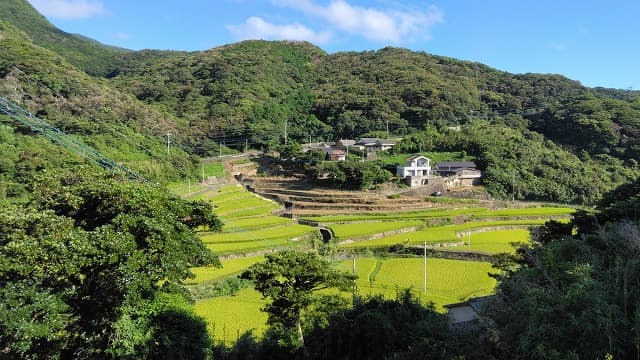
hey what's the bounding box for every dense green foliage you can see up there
[393,122,638,204]
[313,160,392,190]
[2,1,640,202]
[0,169,220,358]
[0,0,128,76]
[0,20,202,192]
[241,250,356,350]
[487,180,640,359]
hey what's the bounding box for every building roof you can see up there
[435,161,477,169]
[337,139,356,146]
[407,154,430,161]
[356,137,380,145]
[330,149,346,155]
[376,138,399,145]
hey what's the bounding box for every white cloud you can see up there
[272,0,444,43]
[227,17,332,44]
[27,0,106,20]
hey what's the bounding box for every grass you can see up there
[194,287,268,344]
[185,255,265,285]
[336,257,496,310]
[340,219,547,249]
[330,220,424,239]
[472,207,575,218]
[223,216,292,232]
[195,256,497,343]
[446,229,530,255]
[303,206,574,224]
[206,237,308,255]
[201,224,317,244]
[304,208,488,223]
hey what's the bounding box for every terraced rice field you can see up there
[339,219,548,249]
[176,178,575,344]
[195,288,268,344]
[185,255,265,285]
[194,255,497,340]
[194,185,318,254]
[330,220,424,239]
[446,229,531,255]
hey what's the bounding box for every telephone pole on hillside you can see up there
[165,132,171,156]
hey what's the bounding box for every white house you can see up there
[396,155,431,177]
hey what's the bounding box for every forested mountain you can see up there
[1,0,639,203]
[0,21,199,199]
[0,0,128,76]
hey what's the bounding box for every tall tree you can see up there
[241,250,355,352]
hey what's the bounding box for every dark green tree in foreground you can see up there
[0,168,221,359]
[241,250,355,353]
[488,178,640,359]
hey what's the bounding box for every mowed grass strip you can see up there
[194,288,268,344]
[185,255,265,285]
[445,229,530,255]
[330,220,424,239]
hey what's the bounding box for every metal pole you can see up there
[165,132,171,156]
[423,241,427,294]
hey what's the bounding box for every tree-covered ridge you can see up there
[0,0,128,76]
[109,40,329,152]
[1,0,640,203]
[0,21,202,196]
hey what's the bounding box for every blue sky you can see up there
[27,0,640,90]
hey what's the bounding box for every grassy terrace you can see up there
[330,220,424,239]
[190,185,318,254]
[185,255,265,285]
[444,229,530,255]
[303,206,574,224]
[175,181,570,345]
[339,219,548,249]
[195,256,498,342]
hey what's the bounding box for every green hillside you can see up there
[1,0,639,203]
[0,0,128,76]
[0,21,197,199]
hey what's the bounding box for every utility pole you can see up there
[165,132,171,156]
[386,118,389,136]
[512,170,516,202]
[245,138,248,153]
[201,162,205,185]
[423,241,427,294]
[219,142,222,159]
[284,119,288,145]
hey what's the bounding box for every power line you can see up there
[0,96,148,182]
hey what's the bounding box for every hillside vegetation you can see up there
[1,0,639,204]
[0,0,128,76]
